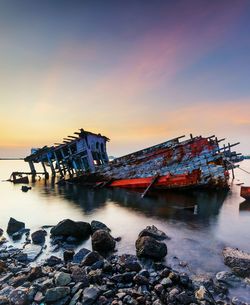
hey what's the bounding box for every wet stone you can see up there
[55,271,71,286]
[81,251,103,266]
[9,288,28,305]
[0,296,9,305]
[31,229,47,244]
[44,287,70,303]
[46,255,62,266]
[81,285,100,305]
[73,248,90,264]
[22,244,42,261]
[91,229,116,253]
[7,218,25,235]
[91,220,111,234]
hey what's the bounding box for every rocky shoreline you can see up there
[0,218,250,305]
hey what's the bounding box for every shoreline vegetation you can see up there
[0,218,250,305]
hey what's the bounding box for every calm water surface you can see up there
[1,160,250,298]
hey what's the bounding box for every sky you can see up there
[0,0,250,157]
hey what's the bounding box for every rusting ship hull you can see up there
[109,170,201,189]
[94,135,237,191]
[240,187,250,200]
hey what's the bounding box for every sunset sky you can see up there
[0,0,250,157]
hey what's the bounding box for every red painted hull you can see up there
[241,186,250,200]
[109,169,201,190]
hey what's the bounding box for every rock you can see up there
[90,220,111,233]
[0,296,9,305]
[55,271,72,286]
[15,252,28,263]
[216,271,242,287]
[133,274,149,285]
[12,229,29,241]
[195,286,215,303]
[7,218,25,235]
[118,254,142,272]
[31,229,47,244]
[0,261,6,274]
[21,186,31,192]
[63,249,75,262]
[34,291,44,303]
[22,244,42,261]
[71,266,89,285]
[0,229,3,237]
[69,289,83,305]
[91,229,116,252]
[9,288,28,305]
[46,255,62,266]
[27,266,44,281]
[73,248,90,264]
[50,219,91,239]
[81,285,100,305]
[81,251,103,266]
[135,236,167,260]
[12,232,23,241]
[222,247,250,277]
[44,287,70,303]
[138,225,168,240]
[0,236,7,245]
[111,271,137,283]
[160,277,172,287]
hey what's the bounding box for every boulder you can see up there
[222,247,250,277]
[138,225,168,240]
[91,229,116,252]
[44,287,70,303]
[6,218,25,235]
[90,220,110,234]
[50,219,91,239]
[31,229,47,244]
[135,236,167,260]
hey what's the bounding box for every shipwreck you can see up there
[10,128,243,194]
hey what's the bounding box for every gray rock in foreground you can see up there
[6,218,25,235]
[222,247,250,277]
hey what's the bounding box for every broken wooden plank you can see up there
[141,174,159,198]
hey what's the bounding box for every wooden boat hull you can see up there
[240,186,250,200]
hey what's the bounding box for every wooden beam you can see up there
[141,174,159,198]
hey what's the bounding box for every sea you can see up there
[1,159,250,300]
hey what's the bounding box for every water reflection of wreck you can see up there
[45,183,227,222]
[19,128,242,193]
